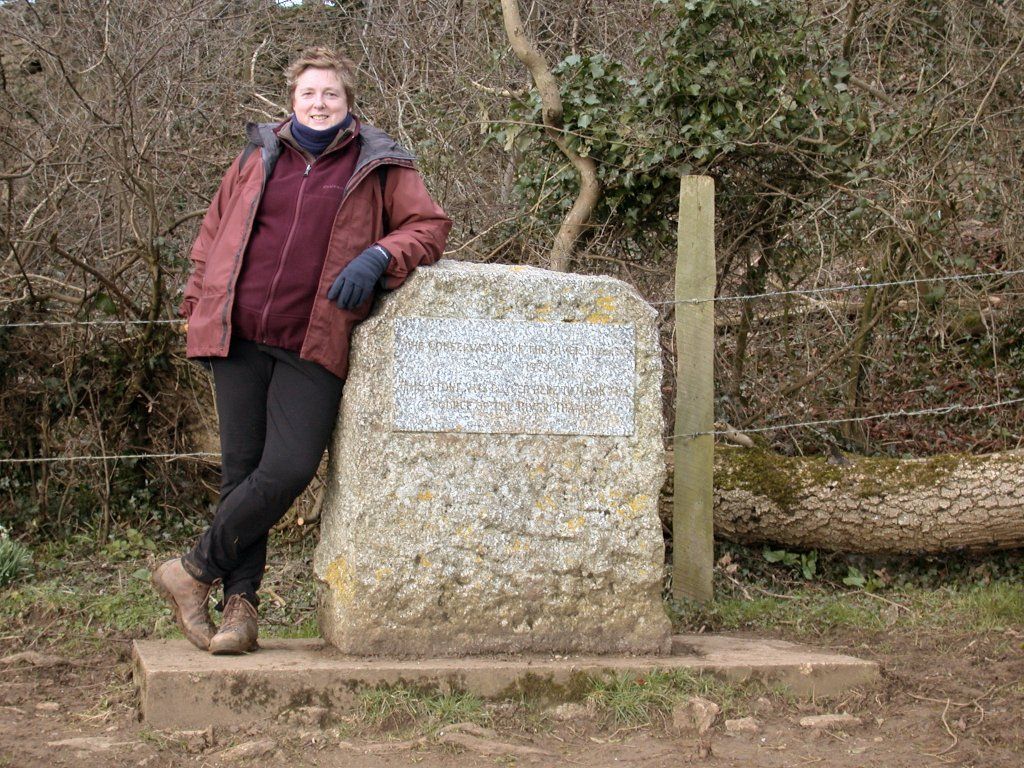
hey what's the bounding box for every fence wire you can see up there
[1,267,1020,464]
[0,452,219,465]
[655,267,1024,306]
[2,397,1020,464]
[0,318,184,329]
[1,268,1021,330]
[670,397,1024,442]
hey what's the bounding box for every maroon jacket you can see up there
[179,120,451,379]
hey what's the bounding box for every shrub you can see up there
[0,525,32,588]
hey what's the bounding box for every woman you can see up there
[152,47,451,654]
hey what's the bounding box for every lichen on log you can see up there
[663,448,1024,554]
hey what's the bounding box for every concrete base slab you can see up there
[133,635,879,729]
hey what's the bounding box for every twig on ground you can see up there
[721,570,755,600]
[851,589,910,612]
[936,698,959,756]
[263,587,287,608]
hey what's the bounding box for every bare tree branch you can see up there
[499,0,601,272]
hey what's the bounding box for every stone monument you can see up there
[314,261,671,655]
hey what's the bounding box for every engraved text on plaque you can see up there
[392,318,635,436]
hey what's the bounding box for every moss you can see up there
[222,674,276,710]
[715,448,1004,506]
[851,453,962,498]
[714,448,836,511]
[849,451,1012,497]
[495,671,593,704]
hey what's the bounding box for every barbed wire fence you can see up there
[1,266,1021,465]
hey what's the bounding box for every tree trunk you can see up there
[499,0,601,272]
[664,448,1024,554]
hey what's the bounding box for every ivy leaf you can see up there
[800,551,818,580]
[830,60,850,79]
[503,125,521,152]
[843,567,867,588]
[93,292,117,316]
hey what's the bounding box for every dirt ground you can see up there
[2,623,1022,768]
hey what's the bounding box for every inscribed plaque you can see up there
[392,317,635,436]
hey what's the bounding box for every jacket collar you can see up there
[242,118,417,176]
[353,124,416,172]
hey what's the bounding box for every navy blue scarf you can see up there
[290,112,353,156]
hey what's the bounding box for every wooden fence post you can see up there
[673,175,715,603]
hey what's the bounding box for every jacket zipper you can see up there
[258,154,314,340]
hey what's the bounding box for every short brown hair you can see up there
[285,47,357,106]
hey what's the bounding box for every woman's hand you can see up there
[326,245,391,310]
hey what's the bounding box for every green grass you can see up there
[357,684,490,732]
[5,535,1020,712]
[7,547,1019,654]
[1,563,173,651]
[0,558,330,650]
[266,614,321,638]
[909,582,1024,632]
[671,579,1024,638]
[0,532,328,649]
[583,668,784,726]
[0,528,32,588]
[672,591,887,636]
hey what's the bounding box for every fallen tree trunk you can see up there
[664,448,1024,554]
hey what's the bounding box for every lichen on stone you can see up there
[315,261,671,656]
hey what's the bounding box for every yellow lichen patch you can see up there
[535,495,558,512]
[418,555,432,568]
[533,304,552,320]
[507,538,529,553]
[324,557,356,604]
[417,489,434,502]
[529,464,546,479]
[616,494,651,519]
[457,523,475,540]
[373,566,393,582]
[586,295,617,323]
[565,515,586,532]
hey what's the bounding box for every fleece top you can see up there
[230,118,360,352]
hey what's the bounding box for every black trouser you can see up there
[182,339,344,608]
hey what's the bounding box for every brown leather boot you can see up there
[152,558,218,651]
[208,594,259,655]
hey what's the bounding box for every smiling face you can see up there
[291,67,349,130]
